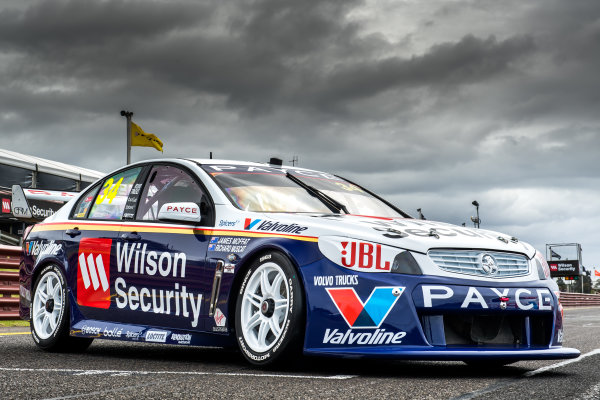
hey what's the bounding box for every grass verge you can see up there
[0,320,29,327]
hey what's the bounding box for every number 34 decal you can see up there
[95,177,123,204]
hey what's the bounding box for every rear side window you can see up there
[72,185,100,219]
[87,167,142,220]
[136,165,206,221]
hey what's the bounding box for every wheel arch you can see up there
[31,255,68,294]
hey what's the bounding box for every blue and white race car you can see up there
[20,158,580,366]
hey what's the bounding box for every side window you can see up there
[88,167,142,220]
[72,185,101,219]
[136,165,210,223]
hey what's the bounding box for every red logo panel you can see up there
[1,198,10,213]
[77,238,112,309]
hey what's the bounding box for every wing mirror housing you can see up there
[158,202,201,223]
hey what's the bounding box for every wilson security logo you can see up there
[77,238,112,309]
[326,287,404,328]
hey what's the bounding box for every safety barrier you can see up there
[560,292,600,307]
[0,244,21,320]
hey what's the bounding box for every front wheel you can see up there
[31,264,93,352]
[235,252,304,366]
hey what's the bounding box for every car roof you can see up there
[189,158,332,174]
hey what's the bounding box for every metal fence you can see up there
[559,292,600,307]
[0,244,20,320]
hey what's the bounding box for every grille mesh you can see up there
[428,250,529,277]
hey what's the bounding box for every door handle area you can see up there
[120,232,141,241]
[65,228,81,237]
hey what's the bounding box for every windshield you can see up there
[202,164,404,218]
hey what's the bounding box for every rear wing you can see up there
[11,185,77,222]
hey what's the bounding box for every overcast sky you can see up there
[1,0,599,276]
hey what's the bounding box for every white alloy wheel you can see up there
[240,262,290,353]
[32,270,64,340]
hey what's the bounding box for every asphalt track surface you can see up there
[1,307,599,400]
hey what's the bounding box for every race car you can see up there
[19,158,580,366]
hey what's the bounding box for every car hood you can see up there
[259,213,536,258]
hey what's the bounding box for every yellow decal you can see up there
[95,177,123,205]
[334,182,364,192]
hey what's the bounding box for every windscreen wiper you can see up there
[285,172,349,214]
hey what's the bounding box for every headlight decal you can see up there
[535,250,551,280]
[318,236,407,273]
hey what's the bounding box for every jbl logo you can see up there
[77,238,112,309]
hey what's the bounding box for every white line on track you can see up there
[43,381,172,400]
[523,348,600,377]
[0,366,357,380]
[451,348,600,400]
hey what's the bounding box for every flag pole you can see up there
[120,110,134,164]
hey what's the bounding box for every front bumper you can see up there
[305,346,580,360]
[300,257,580,360]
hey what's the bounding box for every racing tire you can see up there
[30,264,93,352]
[235,251,304,366]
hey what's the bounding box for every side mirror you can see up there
[158,202,201,223]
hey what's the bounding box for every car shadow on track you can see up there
[76,341,533,379]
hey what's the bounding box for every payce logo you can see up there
[77,238,112,309]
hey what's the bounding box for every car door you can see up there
[66,166,144,321]
[114,163,215,332]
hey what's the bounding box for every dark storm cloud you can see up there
[0,0,538,120]
[0,0,207,49]
[315,34,535,106]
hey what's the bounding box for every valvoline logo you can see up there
[77,238,112,309]
[244,218,261,230]
[326,287,404,328]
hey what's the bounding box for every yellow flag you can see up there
[130,122,163,152]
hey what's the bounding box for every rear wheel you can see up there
[235,252,304,366]
[31,264,93,352]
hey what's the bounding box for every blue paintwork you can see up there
[299,256,576,359]
[20,228,578,360]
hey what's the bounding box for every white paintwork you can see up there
[158,202,201,223]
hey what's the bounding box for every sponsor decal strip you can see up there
[31,222,318,242]
[0,367,357,380]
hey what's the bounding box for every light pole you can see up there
[471,200,480,228]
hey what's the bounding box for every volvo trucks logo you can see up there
[480,254,498,275]
[77,238,112,309]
